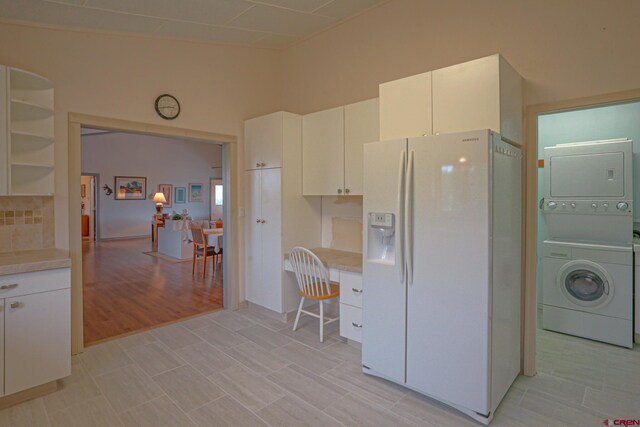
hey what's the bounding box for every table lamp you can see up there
[152,192,167,214]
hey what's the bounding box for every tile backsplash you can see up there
[0,196,55,253]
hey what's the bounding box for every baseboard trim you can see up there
[100,235,149,241]
[0,381,58,410]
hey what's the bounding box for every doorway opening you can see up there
[528,98,640,383]
[79,126,228,346]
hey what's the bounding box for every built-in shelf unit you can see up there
[1,66,55,196]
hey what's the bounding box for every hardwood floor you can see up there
[83,238,223,346]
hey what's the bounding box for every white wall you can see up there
[82,132,222,239]
[282,0,640,114]
[321,196,363,253]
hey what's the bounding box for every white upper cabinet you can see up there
[244,111,284,170]
[303,106,345,196]
[344,98,379,196]
[302,99,379,196]
[379,72,432,141]
[379,55,523,145]
[0,66,55,195]
[432,54,522,144]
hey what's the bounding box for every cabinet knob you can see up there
[261,162,266,167]
[351,322,362,328]
[256,162,261,168]
[345,188,350,194]
[256,219,261,223]
[0,283,18,290]
[10,301,22,309]
[337,189,343,194]
[260,219,266,224]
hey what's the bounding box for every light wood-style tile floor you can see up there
[1,308,639,426]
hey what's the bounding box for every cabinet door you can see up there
[0,66,7,195]
[244,170,262,306]
[244,112,283,170]
[5,289,71,395]
[303,106,345,196]
[432,55,500,136]
[344,98,379,196]
[379,72,432,140]
[260,168,283,312]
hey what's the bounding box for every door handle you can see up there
[0,283,18,290]
[397,150,406,283]
[351,288,362,293]
[405,150,414,286]
[351,322,362,328]
[10,301,22,309]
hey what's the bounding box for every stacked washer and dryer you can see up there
[542,139,634,348]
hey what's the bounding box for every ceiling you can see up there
[0,0,387,48]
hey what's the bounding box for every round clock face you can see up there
[155,94,180,120]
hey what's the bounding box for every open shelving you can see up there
[1,66,55,195]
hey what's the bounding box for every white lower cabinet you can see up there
[339,271,363,343]
[0,267,71,396]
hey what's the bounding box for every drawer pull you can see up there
[1,283,18,290]
[10,301,22,309]
[351,288,362,294]
[351,322,362,328]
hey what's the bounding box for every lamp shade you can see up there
[152,192,167,204]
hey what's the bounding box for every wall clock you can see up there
[154,94,180,120]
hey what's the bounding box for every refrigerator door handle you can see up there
[397,150,406,283]
[405,150,414,285]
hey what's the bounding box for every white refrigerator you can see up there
[362,129,522,424]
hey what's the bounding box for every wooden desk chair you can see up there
[190,224,215,279]
[288,247,340,343]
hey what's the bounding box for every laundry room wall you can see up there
[536,100,640,301]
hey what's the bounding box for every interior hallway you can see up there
[83,238,223,345]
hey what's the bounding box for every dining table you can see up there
[203,227,223,253]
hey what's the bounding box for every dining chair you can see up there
[288,247,340,342]
[190,224,215,279]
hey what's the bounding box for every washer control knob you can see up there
[561,203,567,209]
[617,202,629,210]
[591,203,598,209]
[570,202,576,209]
[603,203,609,210]
[547,201,557,210]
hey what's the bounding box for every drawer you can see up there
[340,303,362,343]
[339,271,362,308]
[0,268,71,299]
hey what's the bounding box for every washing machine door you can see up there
[557,260,614,308]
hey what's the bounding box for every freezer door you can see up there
[405,130,491,415]
[362,138,407,383]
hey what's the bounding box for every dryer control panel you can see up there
[545,199,632,215]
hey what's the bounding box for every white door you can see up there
[362,138,407,383]
[245,112,283,170]
[5,289,71,395]
[344,98,379,196]
[303,106,345,195]
[0,299,4,397]
[244,170,262,305]
[260,168,283,312]
[405,132,491,414]
[379,72,432,140]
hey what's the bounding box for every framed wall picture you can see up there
[114,176,147,200]
[158,184,173,208]
[189,183,203,202]
[175,187,186,204]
